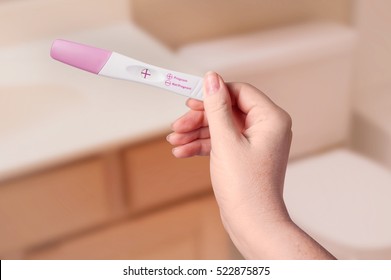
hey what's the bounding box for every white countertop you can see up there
[0,23,203,182]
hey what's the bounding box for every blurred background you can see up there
[0,0,390,259]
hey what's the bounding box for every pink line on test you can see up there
[50,39,112,74]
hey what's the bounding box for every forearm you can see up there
[222,210,336,260]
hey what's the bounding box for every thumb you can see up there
[203,72,240,148]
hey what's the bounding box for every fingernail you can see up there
[166,133,172,142]
[204,72,220,96]
[172,147,179,157]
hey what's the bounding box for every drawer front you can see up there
[27,196,230,260]
[0,158,111,256]
[124,138,211,212]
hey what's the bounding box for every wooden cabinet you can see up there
[0,136,232,259]
[124,138,211,213]
[0,158,112,257]
[27,196,230,259]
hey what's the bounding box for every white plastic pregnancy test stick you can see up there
[50,39,204,100]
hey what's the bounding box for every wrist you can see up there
[218,196,292,256]
[222,211,293,259]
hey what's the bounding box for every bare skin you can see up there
[167,72,335,259]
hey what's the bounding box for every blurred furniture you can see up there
[0,136,231,259]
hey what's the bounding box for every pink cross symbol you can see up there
[141,69,151,79]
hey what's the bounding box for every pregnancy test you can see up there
[50,39,204,100]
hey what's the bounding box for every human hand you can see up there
[167,72,334,259]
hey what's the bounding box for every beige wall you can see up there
[353,0,391,94]
[132,0,352,49]
[351,0,391,169]
[1,0,352,48]
[0,0,130,46]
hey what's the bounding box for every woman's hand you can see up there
[167,72,334,259]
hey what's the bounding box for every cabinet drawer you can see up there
[124,138,211,212]
[0,158,111,256]
[27,195,230,259]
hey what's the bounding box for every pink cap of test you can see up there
[50,39,112,74]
